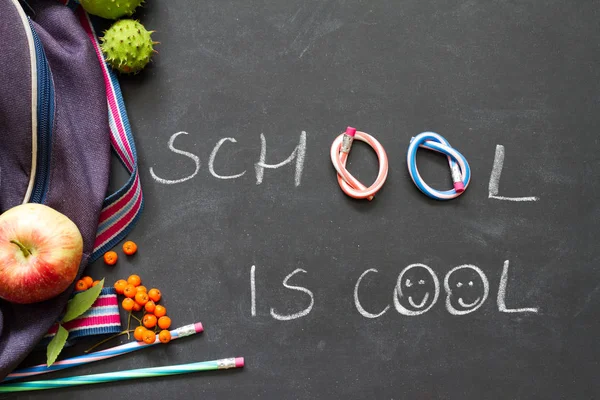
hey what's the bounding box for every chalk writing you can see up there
[209,138,246,179]
[488,145,539,201]
[150,131,307,187]
[354,269,390,318]
[255,131,307,186]
[393,264,440,316]
[267,268,314,321]
[151,134,543,204]
[250,265,256,316]
[497,260,538,313]
[149,132,200,184]
[444,264,490,315]
[254,261,539,321]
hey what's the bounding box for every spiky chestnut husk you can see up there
[100,20,156,74]
[79,0,144,20]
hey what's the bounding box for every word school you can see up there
[150,131,539,202]
[250,260,539,321]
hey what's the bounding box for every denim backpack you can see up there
[0,0,143,379]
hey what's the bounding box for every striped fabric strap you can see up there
[44,288,121,344]
[76,8,144,262]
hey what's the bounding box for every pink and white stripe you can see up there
[77,9,144,260]
[44,292,121,340]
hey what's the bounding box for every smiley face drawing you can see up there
[443,264,489,315]
[393,264,440,316]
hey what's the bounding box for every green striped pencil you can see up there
[0,357,244,393]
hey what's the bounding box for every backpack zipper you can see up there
[10,0,38,204]
[28,19,55,204]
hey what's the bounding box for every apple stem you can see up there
[10,240,32,257]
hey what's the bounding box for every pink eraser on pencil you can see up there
[235,357,245,368]
[345,126,356,137]
[454,181,465,193]
[194,322,204,333]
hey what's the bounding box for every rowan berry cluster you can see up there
[103,240,138,266]
[114,275,171,344]
[75,276,102,291]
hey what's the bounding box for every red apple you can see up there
[0,203,83,304]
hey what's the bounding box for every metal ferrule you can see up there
[217,358,237,369]
[450,164,462,183]
[174,324,196,337]
[341,134,354,153]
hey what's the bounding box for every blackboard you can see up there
[12,0,600,399]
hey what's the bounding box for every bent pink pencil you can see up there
[3,322,203,382]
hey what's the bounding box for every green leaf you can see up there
[62,278,105,323]
[46,324,68,366]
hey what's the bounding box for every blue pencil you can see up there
[4,322,204,382]
[0,357,244,393]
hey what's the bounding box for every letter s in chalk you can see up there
[270,269,314,321]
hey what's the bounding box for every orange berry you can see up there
[136,286,147,293]
[75,280,88,291]
[122,241,138,256]
[132,301,143,312]
[147,288,161,303]
[82,276,93,287]
[134,326,147,341]
[103,251,118,265]
[92,280,101,287]
[135,291,149,306]
[158,316,171,330]
[114,279,128,294]
[144,300,156,313]
[127,275,141,287]
[143,314,157,329]
[153,305,166,318]
[123,285,137,298]
[159,330,171,343]
[142,330,156,344]
[122,297,134,311]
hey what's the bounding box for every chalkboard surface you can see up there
[12,1,600,399]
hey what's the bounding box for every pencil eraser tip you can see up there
[235,357,244,368]
[454,182,465,193]
[345,126,356,137]
[194,322,204,333]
